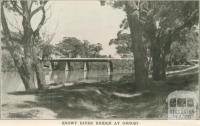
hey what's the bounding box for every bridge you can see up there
[41,57,134,79]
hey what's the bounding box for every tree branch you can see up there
[30,1,47,18]
[1,2,20,55]
[173,9,198,34]
[30,6,42,18]
[1,2,11,42]
[124,1,138,15]
[1,2,23,47]
[29,0,34,12]
[163,9,198,52]
[11,1,23,15]
[33,6,46,36]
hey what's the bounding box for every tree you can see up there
[102,1,151,88]
[104,1,199,81]
[40,43,55,59]
[56,37,84,58]
[38,30,56,60]
[145,1,199,80]
[56,37,103,58]
[83,41,103,58]
[1,50,16,71]
[1,0,48,90]
[169,27,199,65]
[109,33,133,58]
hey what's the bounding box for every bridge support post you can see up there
[84,62,89,71]
[65,62,71,71]
[65,70,71,81]
[107,61,113,79]
[50,61,55,70]
[49,61,53,71]
[83,62,89,79]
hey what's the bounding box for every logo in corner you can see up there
[166,90,198,120]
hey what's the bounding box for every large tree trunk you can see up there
[160,52,167,80]
[151,39,162,80]
[20,58,37,90]
[33,47,46,89]
[23,37,46,90]
[35,62,45,89]
[151,42,167,80]
[126,2,148,88]
[12,54,45,91]
[21,7,46,90]
[1,1,47,91]
[131,25,148,88]
[1,2,35,90]
[8,52,37,90]
[21,22,39,90]
[18,44,46,90]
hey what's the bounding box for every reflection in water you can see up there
[2,70,132,92]
[44,69,128,85]
[83,70,88,80]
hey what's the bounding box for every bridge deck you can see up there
[41,58,134,62]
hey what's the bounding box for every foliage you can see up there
[56,37,83,58]
[104,0,199,81]
[40,43,55,59]
[109,33,132,58]
[83,40,103,58]
[56,37,103,58]
[108,1,198,61]
[1,0,49,90]
[169,27,199,65]
[1,50,16,72]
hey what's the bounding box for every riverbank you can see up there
[1,67,198,119]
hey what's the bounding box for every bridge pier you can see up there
[49,61,53,70]
[107,61,113,77]
[65,62,71,71]
[84,62,89,71]
[65,70,71,81]
[50,61,55,70]
[40,58,134,82]
[83,62,89,79]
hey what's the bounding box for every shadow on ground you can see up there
[3,69,198,119]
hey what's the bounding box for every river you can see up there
[2,70,133,93]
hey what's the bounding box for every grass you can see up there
[1,68,198,119]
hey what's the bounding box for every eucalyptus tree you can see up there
[101,0,151,88]
[102,0,199,82]
[1,0,48,90]
[109,33,132,58]
[145,1,199,80]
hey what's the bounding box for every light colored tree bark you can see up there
[1,0,47,90]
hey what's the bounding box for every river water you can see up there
[2,70,133,93]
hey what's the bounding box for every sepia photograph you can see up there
[0,0,200,120]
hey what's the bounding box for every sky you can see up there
[36,1,126,57]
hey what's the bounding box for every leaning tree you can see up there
[1,0,49,90]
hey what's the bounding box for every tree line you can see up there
[41,37,104,59]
